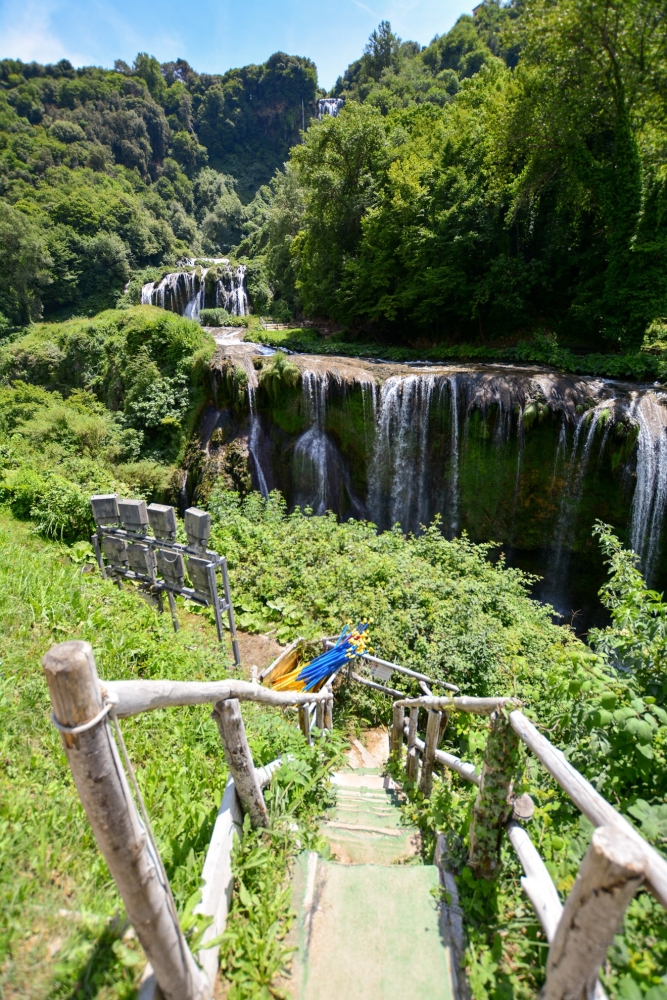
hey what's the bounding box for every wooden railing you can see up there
[390,695,667,1000]
[43,640,334,1000]
[44,630,665,1000]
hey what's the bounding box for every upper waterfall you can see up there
[141,263,249,319]
[318,98,344,118]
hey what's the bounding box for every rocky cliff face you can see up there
[195,348,667,626]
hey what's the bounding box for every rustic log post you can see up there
[299,704,312,744]
[406,746,420,784]
[542,825,645,1000]
[407,706,419,749]
[43,641,207,1000]
[315,699,326,730]
[419,709,442,797]
[324,695,334,731]
[390,705,405,764]
[468,710,522,879]
[212,698,268,829]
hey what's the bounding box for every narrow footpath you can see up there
[287,732,460,999]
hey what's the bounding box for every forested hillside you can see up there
[0,51,317,324]
[248,0,667,351]
[1,0,666,348]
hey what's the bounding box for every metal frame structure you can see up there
[90,496,240,666]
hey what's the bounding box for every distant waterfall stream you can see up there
[141,263,248,319]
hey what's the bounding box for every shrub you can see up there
[200,308,250,328]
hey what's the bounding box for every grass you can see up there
[0,511,324,998]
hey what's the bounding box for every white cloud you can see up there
[0,0,91,64]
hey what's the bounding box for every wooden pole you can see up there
[510,710,667,908]
[104,678,332,717]
[299,703,312,745]
[406,746,420,784]
[390,705,405,764]
[315,699,326,730]
[404,722,480,786]
[43,641,207,1000]
[407,706,419,750]
[211,698,268,829]
[324,694,334,731]
[469,710,522,879]
[543,825,645,1000]
[396,695,519,715]
[419,709,442,797]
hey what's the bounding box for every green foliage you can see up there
[0,512,344,996]
[208,490,578,702]
[0,48,322,319]
[220,731,344,998]
[253,1,667,349]
[200,307,250,328]
[0,309,213,541]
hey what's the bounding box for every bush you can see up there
[200,308,250,328]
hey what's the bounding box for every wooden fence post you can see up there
[390,705,405,764]
[324,694,334,731]
[298,704,312,745]
[43,641,207,1000]
[406,747,420,784]
[315,699,326,730]
[468,710,522,879]
[542,825,645,1000]
[419,709,442,797]
[212,698,269,829]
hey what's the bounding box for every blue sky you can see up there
[0,0,473,90]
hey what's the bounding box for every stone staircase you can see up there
[287,738,460,999]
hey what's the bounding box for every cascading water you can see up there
[248,385,269,499]
[216,264,248,316]
[318,98,344,118]
[293,372,335,515]
[141,263,249,319]
[238,360,667,623]
[367,376,440,531]
[629,391,667,581]
[141,269,208,318]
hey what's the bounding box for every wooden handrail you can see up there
[395,695,520,714]
[509,710,667,909]
[103,679,332,717]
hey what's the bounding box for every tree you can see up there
[0,204,52,324]
[363,21,402,80]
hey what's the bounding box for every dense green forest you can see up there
[0,50,317,324]
[249,0,667,349]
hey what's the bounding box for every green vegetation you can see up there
[0,307,214,537]
[0,512,342,998]
[0,51,317,323]
[247,0,667,354]
[392,521,667,998]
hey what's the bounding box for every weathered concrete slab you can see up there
[291,857,455,1000]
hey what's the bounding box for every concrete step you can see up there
[289,854,456,1000]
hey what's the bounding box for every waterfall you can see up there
[293,372,334,515]
[248,386,269,499]
[318,98,344,118]
[367,376,438,532]
[216,264,248,316]
[630,391,667,581]
[141,264,249,319]
[449,377,459,536]
[141,269,208,319]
